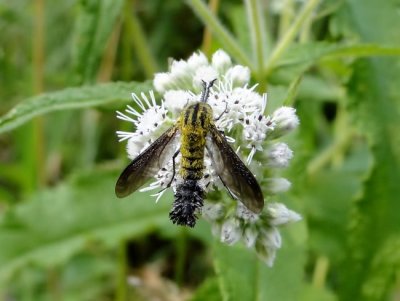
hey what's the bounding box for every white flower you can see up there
[266,203,302,226]
[202,201,226,221]
[116,91,169,159]
[270,106,300,138]
[236,202,259,223]
[242,109,274,164]
[117,49,301,266]
[187,51,208,70]
[243,226,258,248]
[153,72,173,93]
[221,218,242,245]
[163,90,195,116]
[193,66,219,89]
[200,156,221,191]
[226,65,251,86]
[267,142,293,168]
[259,227,282,249]
[265,178,292,194]
[212,49,232,73]
[255,239,277,267]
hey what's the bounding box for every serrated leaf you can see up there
[304,144,372,260]
[0,81,152,134]
[337,0,400,299]
[360,236,400,300]
[0,167,172,283]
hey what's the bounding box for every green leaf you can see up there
[302,144,372,261]
[299,284,337,301]
[360,236,400,300]
[0,167,172,283]
[269,42,400,89]
[336,0,400,299]
[190,277,222,301]
[342,57,400,300]
[275,43,400,70]
[71,0,124,84]
[213,222,306,301]
[0,81,152,134]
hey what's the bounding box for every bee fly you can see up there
[115,79,264,227]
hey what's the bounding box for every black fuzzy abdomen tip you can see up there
[169,204,198,227]
[169,180,204,227]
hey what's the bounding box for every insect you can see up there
[115,79,264,227]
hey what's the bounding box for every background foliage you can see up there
[0,0,399,300]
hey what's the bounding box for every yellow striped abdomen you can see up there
[179,102,213,180]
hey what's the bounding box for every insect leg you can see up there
[167,149,180,187]
[215,101,229,121]
[158,149,180,194]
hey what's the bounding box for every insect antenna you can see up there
[200,79,217,103]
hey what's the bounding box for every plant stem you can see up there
[186,0,254,69]
[47,268,62,301]
[283,75,302,107]
[124,0,158,77]
[81,110,100,168]
[175,227,188,286]
[31,0,45,188]
[97,21,121,82]
[312,256,329,288]
[201,0,220,56]
[245,0,266,80]
[307,107,353,175]
[116,241,127,301]
[278,0,294,39]
[265,0,321,76]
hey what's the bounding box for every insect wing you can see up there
[206,126,264,213]
[115,126,179,198]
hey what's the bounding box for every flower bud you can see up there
[187,51,208,70]
[265,178,291,194]
[154,72,173,94]
[255,239,277,267]
[226,65,250,87]
[270,106,299,138]
[243,226,258,248]
[267,143,293,168]
[193,66,218,90]
[212,49,232,73]
[266,203,302,226]
[202,201,226,221]
[220,218,242,245]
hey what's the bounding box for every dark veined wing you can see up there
[115,125,180,198]
[206,125,264,213]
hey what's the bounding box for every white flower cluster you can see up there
[203,201,301,266]
[116,49,301,265]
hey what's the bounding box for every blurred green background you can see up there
[0,0,399,300]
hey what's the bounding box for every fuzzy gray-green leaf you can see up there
[0,81,151,134]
